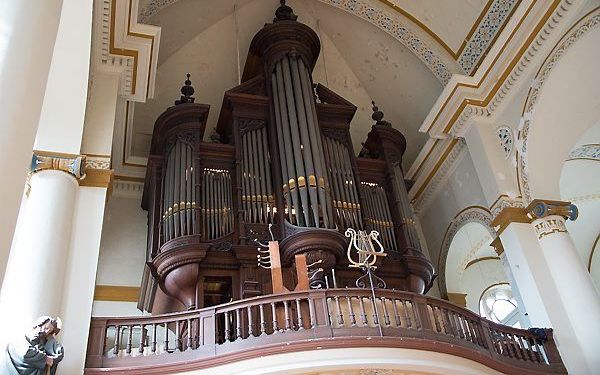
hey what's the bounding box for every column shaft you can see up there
[0,0,64,288]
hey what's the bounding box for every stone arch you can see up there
[517,9,600,202]
[437,205,496,299]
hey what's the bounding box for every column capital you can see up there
[31,151,114,191]
[526,199,578,221]
[491,199,577,236]
[531,215,568,240]
[31,150,86,179]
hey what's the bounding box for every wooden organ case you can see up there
[140,1,434,314]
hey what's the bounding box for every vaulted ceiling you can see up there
[128,0,502,171]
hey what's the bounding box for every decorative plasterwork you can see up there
[409,138,466,214]
[437,206,496,298]
[418,0,579,139]
[490,194,525,219]
[407,0,584,210]
[31,152,87,180]
[94,0,161,102]
[457,0,520,74]
[137,0,455,84]
[518,10,600,202]
[318,0,453,84]
[532,215,568,239]
[566,143,600,161]
[112,178,145,199]
[496,126,514,159]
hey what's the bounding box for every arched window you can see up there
[479,283,520,327]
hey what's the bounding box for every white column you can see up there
[532,215,600,373]
[0,0,63,288]
[0,170,78,341]
[59,186,108,374]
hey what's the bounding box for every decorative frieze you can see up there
[532,215,568,239]
[31,152,86,179]
[457,0,520,74]
[490,194,525,219]
[566,143,600,162]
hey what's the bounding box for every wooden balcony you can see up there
[85,288,566,374]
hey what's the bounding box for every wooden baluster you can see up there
[224,312,231,342]
[530,337,543,363]
[334,296,344,326]
[358,296,368,326]
[259,304,267,334]
[187,318,192,349]
[151,323,157,353]
[443,309,454,336]
[271,302,280,332]
[517,335,532,361]
[235,309,242,339]
[510,333,523,360]
[176,320,181,351]
[283,300,291,331]
[380,297,390,326]
[247,306,254,337]
[164,322,169,352]
[370,296,378,326]
[402,300,412,328]
[391,299,401,327]
[195,316,201,349]
[503,332,516,358]
[461,317,472,342]
[139,324,145,354]
[126,325,133,355]
[346,296,356,326]
[431,306,441,332]
[113,326,120,355]
[307,297,317,329]
[295,299,304,329]
[453,312,464,338]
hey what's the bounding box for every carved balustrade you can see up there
[85,289,565,374]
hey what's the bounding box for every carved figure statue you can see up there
[3,316,64,374]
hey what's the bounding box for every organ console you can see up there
[140,1,434,314]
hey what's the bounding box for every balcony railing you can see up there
[85,289,566,374]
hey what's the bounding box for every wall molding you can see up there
[94,285,141,302]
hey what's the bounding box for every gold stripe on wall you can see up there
[94,285,140,302]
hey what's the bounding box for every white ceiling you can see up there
[130,0,492,170]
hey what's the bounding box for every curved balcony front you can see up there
[85,289,565,374]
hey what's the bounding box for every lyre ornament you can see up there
[345,228,386,269]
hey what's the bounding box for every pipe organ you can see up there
[140,1,434,314]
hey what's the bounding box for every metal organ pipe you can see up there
[280,58,311,226]
[273,68,302,225]
[271,79,293,223]
[392,164,420,251]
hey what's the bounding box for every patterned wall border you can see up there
[566,143,600,162]
[457,0,520,74]
[137,0,454,84]
[518,10,600,202]
[437,206,496,299]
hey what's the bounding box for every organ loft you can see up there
[139,1,434,314]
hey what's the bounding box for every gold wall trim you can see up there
[80,168,114,190]
[422,0,559,134]
[490,236,504,256]
[114,174,145,182]
[465,256,501,270]
[94,285,140,302]
[491,206,531,235]
[447,292,467,307]
[109,0,156,97]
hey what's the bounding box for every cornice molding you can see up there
[93,0,161,102]
[407,0,588,212]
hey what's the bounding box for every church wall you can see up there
[92,193,147,316]
[417,150,488,295]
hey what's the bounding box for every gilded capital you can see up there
[31,151,86,179]
[526,199,578,221]
[532,215,568,239]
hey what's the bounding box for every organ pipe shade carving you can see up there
[161,139,197,245]
[360,182,397,252]
[271,54,333,229]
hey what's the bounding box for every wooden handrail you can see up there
[85,289,566,374]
